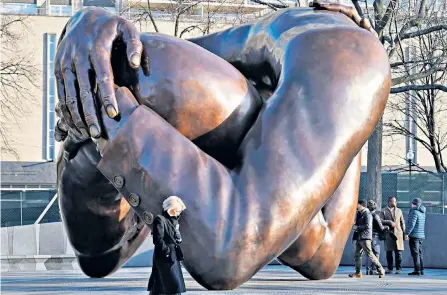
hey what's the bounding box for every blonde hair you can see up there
[162,196,186,212]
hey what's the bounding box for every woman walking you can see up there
[148,196,187,295]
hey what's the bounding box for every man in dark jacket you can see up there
[364,200,389,275]
[349,200,385,278]
[405,198,427,276]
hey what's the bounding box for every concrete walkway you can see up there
[1,265,446,294]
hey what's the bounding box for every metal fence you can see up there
[359,172,447,214]
[0,172,445,227]
[0,189,60,227]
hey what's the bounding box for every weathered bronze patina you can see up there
[55,1,390,289]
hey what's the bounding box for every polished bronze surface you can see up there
[277,154,361,279]
[55,1,391,290]
[112,33,263,168]
[56,141,150,278]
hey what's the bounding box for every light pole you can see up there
[406,149,414,203]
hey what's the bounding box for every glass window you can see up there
[50,5,73,17]
[45,33,57,160]
[49,79,56,97]
[49,114,55,130]
[49,146,55,159]
[49,98,55,110]
[0,3,38,15]
[49,39,55,59]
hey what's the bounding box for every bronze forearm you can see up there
[279,154,361,279]
[58,140,149,277]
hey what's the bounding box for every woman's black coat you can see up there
[148,212,186,294]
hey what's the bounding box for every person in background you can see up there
[381,196,405,274]
[364,200,389,275]
[349,199,385,278]
[405,197,427,276]
[148,196,187,295]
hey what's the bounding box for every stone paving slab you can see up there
[1,265,446,295]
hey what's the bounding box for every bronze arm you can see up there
[96,26,389,288]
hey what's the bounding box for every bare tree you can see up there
[0,15,38,159]
[121,0,260,38]
[384,8,447,173]
[350,0,447,206]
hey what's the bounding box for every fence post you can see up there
[20,191,23,226]
[442,173,445,214]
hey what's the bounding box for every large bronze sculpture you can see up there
[55,1,391,289]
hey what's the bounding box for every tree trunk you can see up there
[366,118,383,209]
[148,13,159,33]
[174,15,180,37]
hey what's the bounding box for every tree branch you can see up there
[384,163,442,177]
[401,24,447,40]
[391,66,446,85]
[390,84,447,93]
[375,0,397,37]
[388,0,430,59]
[249,0,288,10]
[146,0,159,33]
[179,25,204,38]
[390,57,445,68]
[351,0,364,17]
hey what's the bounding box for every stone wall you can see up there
[0,222,154,271]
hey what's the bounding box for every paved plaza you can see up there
[1,265,447,295]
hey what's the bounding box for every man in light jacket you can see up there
[405,198,427,276]
[381,196,405,274]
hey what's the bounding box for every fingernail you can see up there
[106,105,118,118]
[130,53,141,67]
[90,125,100,138]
